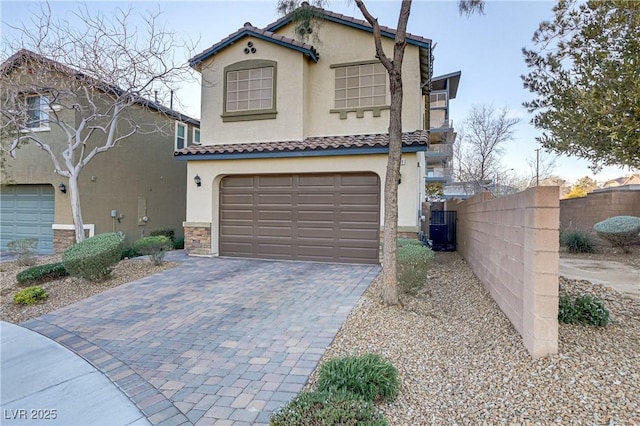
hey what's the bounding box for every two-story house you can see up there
[176,4,434,264]
[0,50,200,253]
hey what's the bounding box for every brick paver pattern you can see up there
[23,253,379,426]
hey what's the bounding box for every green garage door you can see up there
[1,185,55,253]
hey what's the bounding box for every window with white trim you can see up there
[430,92,447,108]
[193,128,200,145]
[226,67,273,112]
[334,63,386,109]
[26,94,49,129]
[175,122,187,150]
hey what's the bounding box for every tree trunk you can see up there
[68,174,86,243]
[381,69,404,305]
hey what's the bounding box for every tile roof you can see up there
[189,23,319,68]
[175,130,428,158]
[265,3,431,48]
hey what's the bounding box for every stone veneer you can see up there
[53,229,91,253]
[183,222,212,256]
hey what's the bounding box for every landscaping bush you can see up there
[560,229,596,253]
[13,286,48,305]
[149,228,175,242]
[62,233,125,281]
[16,262,67,285]
[134,235,172,265]
[317,354,399,403]
[121,244,142,259]
[594,215,640,253]
[558,293,610,326]
[7,238,38,266]
[270,390,389,426]
[172,236,185,250]
[397,238,434,296]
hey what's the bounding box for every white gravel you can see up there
[308,252,640,425]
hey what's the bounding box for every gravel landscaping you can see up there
[308,252,640,425]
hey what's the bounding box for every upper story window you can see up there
[334,62,386,109]
[222,60,277,122]
[26,94,49,129]
[175,122,187,150]
[193,128,200,145]
[430,92,447,109]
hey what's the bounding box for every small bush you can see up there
[560,230,596,253]
[270,390,389,426]
[62,233,125,281]
[172,237,184,250]
[7,238,38,266]
[121,244,142,259]
[558,293,610,326]
[13,286,48,305]
[317,354,399,403]
[16,262,68,285]
[134,235,172,265]
[149,228,175,242]
[397,239,434,296]
[594,216,640,253]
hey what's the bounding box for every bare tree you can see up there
[278,0,484,305]
[1,4,194,242]
[454,104,520,195]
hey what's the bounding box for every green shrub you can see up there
[558,293,610,326]
[7,238,38,266]
[149,228,175,242]
[134,235,172,265]
[172,237,184,250]
[560,230,596,253]
[270,390,389,426]
[594,216,640,253]
[13,286,48,305]
[397,239,434,296]
[16,262,68,285]
[62,233,125,281]
[121,244,142,259]
[317,354,399,403]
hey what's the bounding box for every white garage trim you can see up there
[52,224,95,237]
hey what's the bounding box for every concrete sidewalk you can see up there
[560,258,640,299]
[1,321,150,426]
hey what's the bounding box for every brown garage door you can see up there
[219,173,380,264]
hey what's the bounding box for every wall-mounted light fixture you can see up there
[58,183,67,193]
[398,174,402,185]
[194,174,202,187]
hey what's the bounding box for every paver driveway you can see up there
[23,254,379,425]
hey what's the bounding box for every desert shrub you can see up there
[594,216,640,253]
[13,286,48,305]
[172,237,185,250]
[62,233,125,281]
[121,244,142,259]
[7,238,38,266]
[16,262,67,285]
[149,228,175,242]
[270,390,389,426]
[560,229,596,253]
[558,293,610,326]
[397,239,434,296]
[317,354,399,403]
[134,235,172,265]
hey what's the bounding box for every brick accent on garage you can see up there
[184,222,212,255]
[53,228,91,253]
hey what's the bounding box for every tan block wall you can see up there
[451,187,560,358]
[560,186,640,232]
[53,229,91,253]
[184,223,212,256]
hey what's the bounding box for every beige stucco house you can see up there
[0,50,200,253]
[176,5,434,264]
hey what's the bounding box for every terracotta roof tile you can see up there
[175,130,428,157]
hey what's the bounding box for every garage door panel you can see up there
[221,210,253,220]
[0,185,54,253]
[220,173,380,264]
[221,176,255,188]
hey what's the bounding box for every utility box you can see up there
[429,211,457,251]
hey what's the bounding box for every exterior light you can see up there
[58,183,67,193]
[398,174,402,185]
[194,174,202,187]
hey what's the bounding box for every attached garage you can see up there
[0,184,55,253]
[219,173,380,264]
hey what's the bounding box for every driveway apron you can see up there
[22,255,379,425]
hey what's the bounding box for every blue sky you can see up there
[1,0,634,183]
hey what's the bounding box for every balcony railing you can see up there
[426,143,453,155]
[429,118,453,129]
[425,168,452,182]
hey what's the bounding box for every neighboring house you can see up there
[175,4,434,264]
[602,173,640,188]
[426,71,460,185]
[0,50,200,253]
